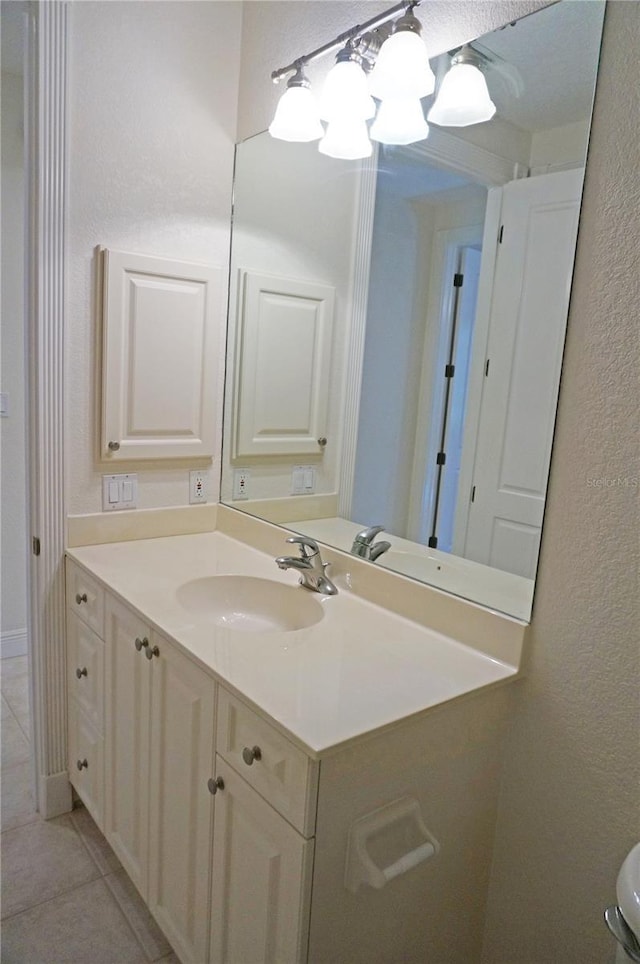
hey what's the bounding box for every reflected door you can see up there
[462,169,583,576]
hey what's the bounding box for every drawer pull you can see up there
[75,667,88,679]
[207,776,225,795]
[242,745,262,766]
[134,636,149,652]
[145,644,160,661]
[108,440,120,451]
[76,758,89,771]
[75,592,88,605]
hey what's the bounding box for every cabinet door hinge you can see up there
[428,536,438,549]
[32,536,41,556]
[471,485,476,503]
[453,272,464,287]
[498,225,504,244]
[436,451,446,466]
[444,363,455,378]
[485,358,490,377]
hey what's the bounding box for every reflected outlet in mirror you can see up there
[220,1,606,621]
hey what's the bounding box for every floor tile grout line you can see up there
[1,865,161,963]
[0,867,105,923]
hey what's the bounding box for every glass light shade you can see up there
[427,62,496,127]
[320,60,375,122]
[318,119,372,160]
[268,86,324,142]
[368,31,436,100]
[370,98,429,145]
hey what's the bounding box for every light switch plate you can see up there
[102,474,137,511]
[292,465,315,495]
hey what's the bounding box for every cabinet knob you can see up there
[75,592,88,605]
[317,437,327,448]
[242,745,262,766]
[134,636,149,652]
[207,776,225,795]
[75,667,88,679]
[145,644,160,661]
[108,441,120,451]
[76,758,88,771]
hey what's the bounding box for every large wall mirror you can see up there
[221,1,605,621]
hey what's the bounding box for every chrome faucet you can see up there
[351,525,391,562]
[275,536,338,596]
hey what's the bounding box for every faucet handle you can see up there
[354,525,385,545]
[286,535,319,558]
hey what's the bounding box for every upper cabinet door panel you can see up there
[101,249,224,460]
[234,270,335,458]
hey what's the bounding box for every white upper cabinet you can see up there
[233,270,335,459]
[101,249,224,460]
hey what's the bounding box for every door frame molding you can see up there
[25,0,71,818]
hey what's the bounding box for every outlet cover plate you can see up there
[189,469,208,504]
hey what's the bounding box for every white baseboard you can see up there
[1,629,28,659]
[38,770,73,819]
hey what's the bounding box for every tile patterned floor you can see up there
[1,656,180,964]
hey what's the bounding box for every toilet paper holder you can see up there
[344,796,440,893]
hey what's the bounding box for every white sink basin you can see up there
[176,575,325,633]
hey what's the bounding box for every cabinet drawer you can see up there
[68,701,104,828]
[217,689,318,837]
[67,561,105,638]
[67,611,104,732]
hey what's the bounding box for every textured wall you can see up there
[67,1,242,514]
[482,4,640,960]
[1,70,27,638]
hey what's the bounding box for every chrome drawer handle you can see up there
[75,593,88,605]
[145,644,160,661]
[76,758,88,771]
[75,667,88,679]
[207,776,225,795]
[134,636,149,652]
[242,745,262,766]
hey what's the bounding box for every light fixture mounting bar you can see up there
[271,0,422,83]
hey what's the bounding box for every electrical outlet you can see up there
[233,468,250,500]
[189,470,208,504]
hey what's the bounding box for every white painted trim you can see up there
[26,1,71,817]
[38,770,73,821]
[0,630,28,659]
[402,127,522,188]
[66,504,218,548]
[337,146,378,519]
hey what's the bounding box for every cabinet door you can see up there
[104,596,151,896]
[147,633,216,964]
[101,248,223,460]
[210,756,314,964]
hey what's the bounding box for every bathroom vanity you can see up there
[66,510,523,964]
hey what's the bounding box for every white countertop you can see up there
[67,531,517,758]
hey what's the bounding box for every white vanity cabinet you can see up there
[65,545,514,964]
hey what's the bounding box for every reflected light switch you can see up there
[292,465,315,495]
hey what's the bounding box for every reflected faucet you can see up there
[275,536,338,596]
[351,525,391,562]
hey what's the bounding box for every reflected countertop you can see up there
[67,530,518,758]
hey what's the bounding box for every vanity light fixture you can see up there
[367,9,436,101]
[268,66,324,142]
[269,1,498,156]
[427,46,496,127]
